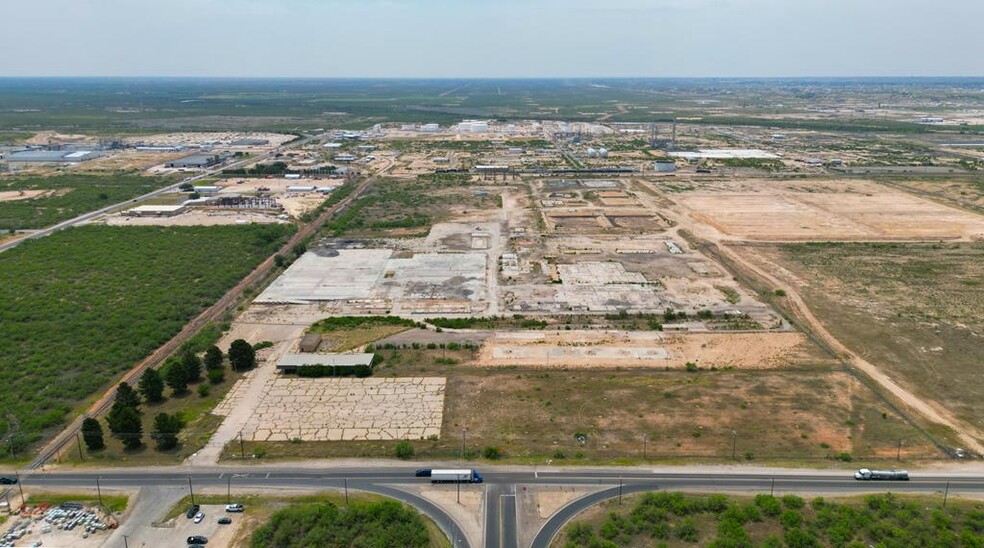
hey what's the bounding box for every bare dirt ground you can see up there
[105,210,287,227]
[474,330,821,369]
[0,189,55,202]
[643,176,984,455]
[714,242,984,455]
[670,178,984,241]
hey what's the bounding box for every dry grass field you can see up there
[749,242,984,448]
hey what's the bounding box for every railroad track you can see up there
[28,161,385,470]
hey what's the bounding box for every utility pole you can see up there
[460,429,467,462]
[96,477,103,507]
[731,430,738,461]
[187,477,195,505]
[123,534,129,548]
[897,439,902,461]
[943,480,950,508]
[344,478,349,506]
[618,476,623,505]
[643,433,648,460]
[456,479,461,504]
[770,478,775,497]
[15,472,25,508]
[227,475,231,504]
[239,431,246,459]
[76,433,84,461]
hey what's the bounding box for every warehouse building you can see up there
[165,154,223,169]
[125,204,187,217]
[7,150,101,163]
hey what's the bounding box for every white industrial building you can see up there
[421,123,440,133]
[457,120,489,133]
[7,150,101,163]
[652,161,677,173]
[125,204,187,217]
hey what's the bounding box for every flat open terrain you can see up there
[220,376,445,442]
[0,224,293,454]
[748,242,984,447]
[221,344,937,462]
[670,179,984,241]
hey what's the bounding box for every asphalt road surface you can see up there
[14,466,984,548]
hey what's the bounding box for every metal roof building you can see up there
[7,150,100,163]
[166,154,222,169]
[276,353,375,372]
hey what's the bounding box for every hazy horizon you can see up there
[2,0,983,78]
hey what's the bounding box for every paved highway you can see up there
[14,466,984,547]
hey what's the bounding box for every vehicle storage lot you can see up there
[126,504,240,548]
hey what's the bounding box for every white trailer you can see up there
[429,469,483,483]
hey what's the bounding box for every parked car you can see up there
[185,504,200,519]
[193,511,205,523]
[217,517,232,525]
[224,504,244,513]
[0,477,17,485]
[187,535,208,545]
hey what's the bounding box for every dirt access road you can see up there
[649,184,984,455]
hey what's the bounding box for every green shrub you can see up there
[754,495,782,517]
[394,441,414,459]
[250,500,429,548]
[483,446,503,460]
[675,517,699,542]
[197,384,211,398]
[779,510,803,529]
[782,495,805,509]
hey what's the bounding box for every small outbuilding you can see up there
[299,334,322,353]
[277,353,375,373]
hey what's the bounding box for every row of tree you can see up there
[79,339,257,453]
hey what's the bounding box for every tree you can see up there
[151,412,184,451]
[228,339,257,372]
[204,345,224,370]
[114,382,141,410]
[138,368,165,403]
[164,362,189,394]
[182,351,202,383]
[106,403,143,450]
[81,417,105,451]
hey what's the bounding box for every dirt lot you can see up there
[748,242,984,449]
[669,179,984,241]
[474,330,824,369]
[105,210,287,226]
[224,367,939,463]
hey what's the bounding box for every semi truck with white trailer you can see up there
[419,469,484,483]
[854,468,909,481]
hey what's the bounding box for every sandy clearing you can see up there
[474,330,810,369]
[105,210,287,227]
[0,189,56,202]
[674,179,984,241]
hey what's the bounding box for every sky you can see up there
[2,0,983,78]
